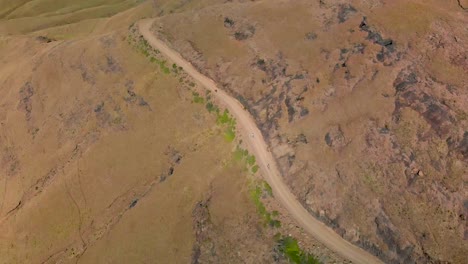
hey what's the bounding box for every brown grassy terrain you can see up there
[0,1,347,263]
[1,0,466,263]
[152,0,468,263]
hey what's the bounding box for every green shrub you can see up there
[206,101,218,113]
[192,92,204,104]
[263,181,273,196]
[277,236,320,264]
[250,183,281,228]
[246,155,256,166]
[224,127,236,142]
[251,165,259,173]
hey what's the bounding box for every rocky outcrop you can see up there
[156,0,468,262]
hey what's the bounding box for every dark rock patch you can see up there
[129,199,138,208]
[300,108,309,117]
[255,58,267,72]
[36,36,55,43]
[223,17,234,28]
[305,32,317,40]
[353,43,366,54]
[423,103,451,136]
[359,17,394,51]
[338,4,357,23]
[285,97,295,123]
[393,69,418,93]
[159,147,183,182]
[325,133,332,146]
[379,125,390,134]
[94,102,104,113]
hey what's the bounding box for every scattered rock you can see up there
[129,199,138,208]
[94,102,104,113]
[224,17,235,28]
[324,126,348,149]
[296,133,308,144]
[337,4,357,23]
[36,36,55,43]
[359,17,394,51]
[379,125,390,134]
[393,69,418,93]
[305,32,317,40]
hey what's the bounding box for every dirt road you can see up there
[139,19,383,264]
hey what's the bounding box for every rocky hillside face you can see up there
[154,0,468,262]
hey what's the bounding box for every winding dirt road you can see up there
[139,19,383,264]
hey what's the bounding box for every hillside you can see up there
[0,0,467,264]
[152,0,468,263]
[0,1,344,263]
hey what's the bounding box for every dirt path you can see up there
[139,19,383,264]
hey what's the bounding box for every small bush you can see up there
[269,219,281,228]
[251,165,259,173]
[246,155,256,166]
[263,181,273,197]
[206,101,218,112]
[192,92,204,104]
[277,236,320,264]
[224,127,236,142]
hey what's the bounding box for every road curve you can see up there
[139,19,383,264]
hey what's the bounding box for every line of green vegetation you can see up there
[233,145,259,174]
[133,36,171,74]
[250,181,281,228]
[171,63,183,74]
[131,32,319,264]
[275,234,321,264]
[215,109,236,142]
[224,126,236,142]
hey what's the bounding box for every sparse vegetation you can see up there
[215,109,237,142]
[192,91,205,104]
[224,126,236,142]
[232,145,259,173]
[133,36,171,74]
[250,181,280,228]
[276,235,320,264]
[205,101,218,113]
[246,154,256,166]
